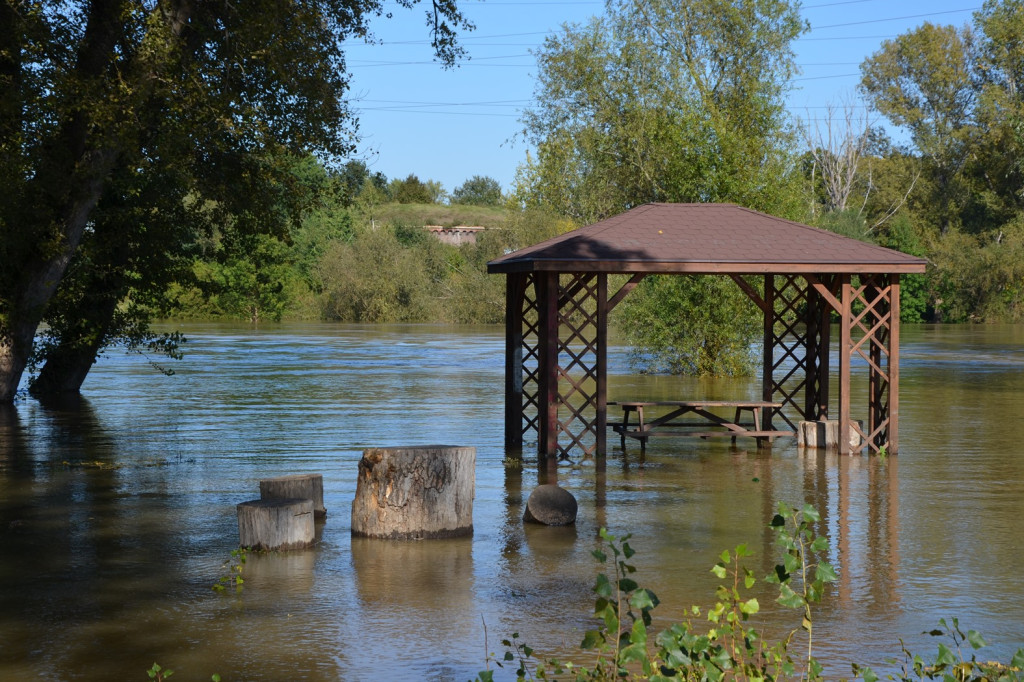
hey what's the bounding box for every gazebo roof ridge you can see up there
[487,202,928,275]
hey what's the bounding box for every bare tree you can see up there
[803,97,873,214]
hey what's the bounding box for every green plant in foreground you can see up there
[852,617,1024,681]
[212,548,247,593]
[147,663,173,680]
[478,502,836,681]
[146,663,221,682]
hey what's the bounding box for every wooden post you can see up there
[537,273,560,458]
[889,275,901,453]
[596,273,608,459]
[762,275,776,432]
[260,473,326,519]
[237,498,315,551]
[350,446,475,539]
[838,276,853,455]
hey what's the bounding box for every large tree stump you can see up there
[237,498,315,550]
[260,474,326,519]
[351,445,475,539]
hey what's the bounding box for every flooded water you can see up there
[1,323,1022,680]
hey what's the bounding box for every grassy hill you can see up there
[372,202,507,228]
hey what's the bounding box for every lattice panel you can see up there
[767,275,813,430]
[846,275,895,453]
[518,273,541,443]
[554,273,600,460]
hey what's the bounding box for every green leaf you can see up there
[810,536,829,552]
[815,560,838,583]
[966,630,987,650]
[858,666,879,682]
[936,643,957,666]
[623,542,636,559]
[630,588,659,610]
[618,577,638,593]
[740,598,760,615]
[592,549,607,563]
[802,504,821,522]
[1010,648,1024,669]
[720,549,731,563]
[776,583,805,609]
[735,543,753,558]
[711,563,727,579]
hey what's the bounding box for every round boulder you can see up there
[523,484,578,526]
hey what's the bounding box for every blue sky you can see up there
[342,0,983,195]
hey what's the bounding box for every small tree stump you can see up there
[260,474,326,519]
[237,498,315,550]
[351,445,475,539]
[523,484,578,526]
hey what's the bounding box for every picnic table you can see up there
[608,400,789,450]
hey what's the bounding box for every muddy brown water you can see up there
[1,323,1022,680]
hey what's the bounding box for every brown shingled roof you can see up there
[487,203,928,275]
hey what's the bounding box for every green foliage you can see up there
[390,174,439,204]
[514,0,806,375]
[212,548,247,594]
[147,663,173,681]
[852,617,1024,681]
[516,0,807,222]
[478,502,837,681]
[0,0,473,401]
[479,504,1023,682]
[617,276,760,376]
[452,175,504,206]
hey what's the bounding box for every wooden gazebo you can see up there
[487,203,928,459]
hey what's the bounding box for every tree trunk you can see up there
[351,446,475,539]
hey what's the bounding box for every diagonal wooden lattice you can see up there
[844,275,895,453]
[518,273,541,442]
[765,275,814,430]
[553,273,601,460]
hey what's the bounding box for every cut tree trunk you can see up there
[237,498,315,551]
[260,474,326,519]
[351,445,475,540]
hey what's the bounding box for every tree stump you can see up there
[237,498,315,550]
[351,445,475,539]
[260,474,326,519]
[523,484,578,526]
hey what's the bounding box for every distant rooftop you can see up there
[488,203,928,275]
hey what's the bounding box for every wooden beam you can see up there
[730,274,768,312]
[608,273,645,311]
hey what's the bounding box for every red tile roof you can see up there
[488,203,928,275]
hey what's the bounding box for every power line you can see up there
[812,6,980,30]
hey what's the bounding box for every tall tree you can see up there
[514,0,806,375]
[859,22,978,234]
[0,0,471,402]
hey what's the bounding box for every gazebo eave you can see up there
[486,259,928,275]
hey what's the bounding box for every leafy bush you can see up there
[478,503,1024,681]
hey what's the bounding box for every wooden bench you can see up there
[608,400,790,450]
